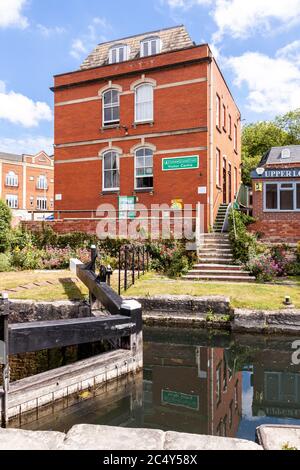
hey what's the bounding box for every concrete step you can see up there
[183,275,256,282]
[199,253,233,258]
[199,247,232,252]
[201,233,229,237]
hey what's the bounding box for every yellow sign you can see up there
[171,199,183,210]
[255,183,263,192]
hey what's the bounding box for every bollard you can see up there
[106,265,113,286]
[90,245,97,273]
[0,293,10,427]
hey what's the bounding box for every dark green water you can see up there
[17,327,300,442]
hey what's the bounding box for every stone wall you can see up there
[7,299,91,323]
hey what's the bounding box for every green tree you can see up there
[275,108,300,143]
[242,121,290,185]
[0,199,12,253]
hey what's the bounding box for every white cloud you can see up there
[226,51,300,114]
[0,81,53,127]
[0,136,53,155]
[70,17,112,61]
[276,40,300,65]
[37,24,66,37]
[0,0,28,29]
[163,0,300,41]
[212,0,300,42]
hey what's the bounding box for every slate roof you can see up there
[0,151,22,162]
[259,145,300,166]
[81,25,194,70]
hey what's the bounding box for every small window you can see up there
[135,84,153,123]
[265,183,278,210]
[37,197,47,210]
[216,94,221,129]
[216,148,221,186]
[102,150,120,191]
[234,124,238,152]
[109,45,129,64]
[37,175,48,190]
[5,171,18,187]
[135,148,153,189]
[140,37,161,57]
[103,89,120,126]
[280,184,294,210]
[228,114,232,138]
[6,195,18,209]
[222,104,226,131]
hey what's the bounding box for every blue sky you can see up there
[0,0,300,155]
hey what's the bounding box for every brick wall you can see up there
[53,44,241,233]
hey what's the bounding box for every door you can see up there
[223,158,227,204]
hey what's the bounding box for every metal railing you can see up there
[117,245,150,295]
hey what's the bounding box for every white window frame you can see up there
[5,171,18,187]
[134,83,154,123]
[36,175,48,190]
[134,147,154,190]
[102,150,120,192]
[140,37,161,57]
[108,44,129,64]
[36,197,47,211]
[263,181,300,212]
[222,103,226,131]
[6,194,18,209]
[102,89,120,126]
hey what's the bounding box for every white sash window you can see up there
[103,151,120,191]
[135,84,153,123]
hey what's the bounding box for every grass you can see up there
[124,273,300,310]
[0,270,89,302]
[1,270,300,310]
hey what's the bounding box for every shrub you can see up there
[228,209,259,264]
[146,239,193,278]
[0,200,12,253]
[11,246,44,270]
[9,227,33,250]
[248,253,282,282]
[0,253,11,272]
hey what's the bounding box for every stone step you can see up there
[193,264,243,270]
[198,258,234,264]
[201,233,229,237]
[183,275,256,282]
[189,269,252,276]
[199,247,232,252]
[199,253,233,258]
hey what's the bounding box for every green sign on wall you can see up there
[161,390,199,410]
[162,155,199,171]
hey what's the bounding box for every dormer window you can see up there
[281,148,291,159]
[109,44,129,64]
[140,37,161,57]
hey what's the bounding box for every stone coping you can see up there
[256,425,300,450]
[0,425,262,450]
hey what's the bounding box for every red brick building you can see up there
[52,25,241,234]
[250,145,300,243]
[0,151,54,214]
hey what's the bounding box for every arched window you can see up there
[37,175,48,190]
[135,148,153,190]
[103,89,120,126]
[135,84,153,123]
[5,171,18,187]
[102,150,120,191]
[140,37,161,57]
[108,44,129,64]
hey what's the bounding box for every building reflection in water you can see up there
[18,328,300,438]
[143,334,242,437]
